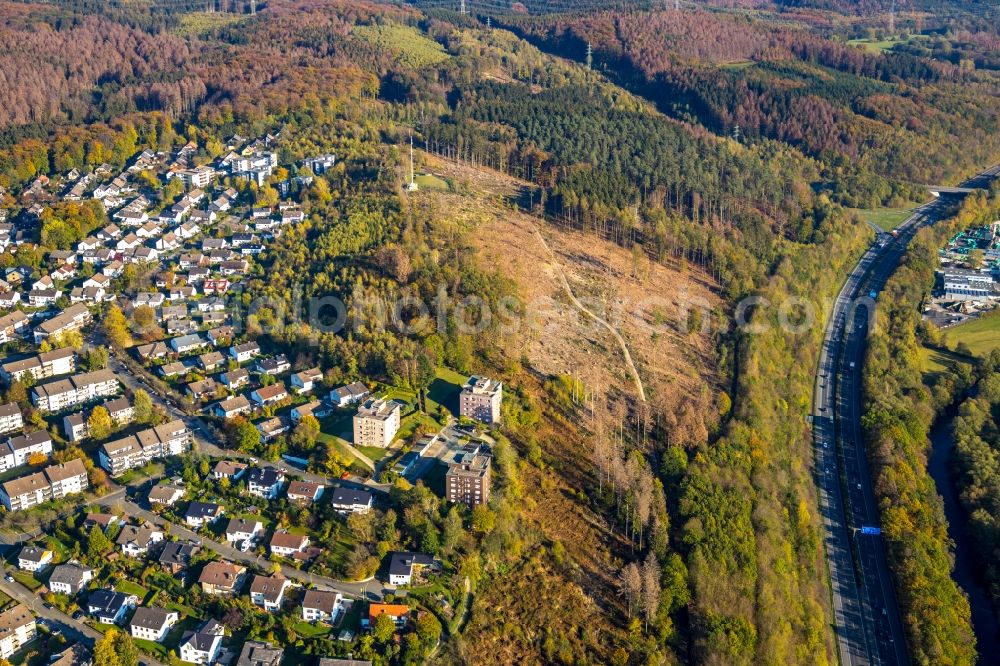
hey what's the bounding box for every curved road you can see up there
[813,165,1000,666]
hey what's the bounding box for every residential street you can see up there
[0,576,170,666]
[101,496,382,601]
[105,350,389,492]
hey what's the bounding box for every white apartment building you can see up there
[31,369,119,412]
[0,458,89,511]
[99,420,190,476]
[0,403,22,436]
[352,397,401,447]
[0,604,35,659]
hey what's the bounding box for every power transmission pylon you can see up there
[586,42,593,70]
[460,0,467,15]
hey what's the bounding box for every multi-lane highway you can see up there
[814,164,1000,666]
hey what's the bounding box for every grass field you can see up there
[352,23,449,68]
[852,207,915,231]
[943,312,1000,357]
[918,345,970,382]
[414,173,450,190]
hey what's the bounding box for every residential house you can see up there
[285,480,323,504]
[211,395,251,419]
[248,575,289,612]
[199,351,225,372]
[229,342,261,363]
[255,417,288,442]
[47,563,93,595]
[186,378,220,401]
[235,641,283,666]
[17,546,52,572]
[185,501,225,529]
[130,607,178,643]
[212,460,247,481]
[224,518,263,545]
[329,488,373,515]
[159,362,188,378]
[159,542,196,575]
[387,552,437,586]
[249,383,288,407]
[329,382,369,406]
[0,604,36,659]
[352,398,401,448]
[268,531,310,558]
[254,355,289,376]
[246,467,284,499]
[301,590,344,624]
[87,590,138,625]
[148,485,185,507]
[28,289,59,307]
[290,368,322,394]
[179,618,225,664]
[368,603,410,628]
[198,562,247,597]
[170,333,206,355]
[220,368,249,390]
[116,525,164,557]
[208,326,235,346]
[137,342,170,361]
[290,400,326,423]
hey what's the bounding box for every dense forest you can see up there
[952,357,1000,613]
[494,7,1000,207]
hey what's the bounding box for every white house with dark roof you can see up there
[179,618,225,664]
[130,607,178,643]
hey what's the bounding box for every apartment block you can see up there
[0,347,75,384]
[445,443,492,508]
[98,420,190,476]
[33,303,92,344]
[352,397,401,448]
[0,403,22,436]
[0,458,89,511]
[31,369,119,412]
[459,376,503,424]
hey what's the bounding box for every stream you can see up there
[928,417,1000,663]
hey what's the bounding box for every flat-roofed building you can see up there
[352,397,400,447]
[459,376,502,424]
[446,443,492,508]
